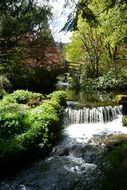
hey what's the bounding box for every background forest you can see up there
[0,0,64,94]
[1,0,127,93]
[64,0,127,91]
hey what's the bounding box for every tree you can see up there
[64,0,127,79]
[63,0,127,31]
[65,15,104,78]
[0,0,64,91]
[0,0,52,65]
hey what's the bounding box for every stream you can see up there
[1,85,127,190]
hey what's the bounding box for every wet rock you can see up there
[18,184,26,190]
[0,183,15,190]
[52,146,69,156]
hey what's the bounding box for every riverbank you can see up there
[100,134,127,190]
[1,88,127,189]
[1,112,127,190]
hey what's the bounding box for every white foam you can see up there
[65,116,127,143]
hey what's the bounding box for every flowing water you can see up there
[1,101,127,190]
[64,105,122,124]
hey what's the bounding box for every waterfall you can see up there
[0,103,126,190]
[64,105,123,125]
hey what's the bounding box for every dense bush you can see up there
[68,68,127,91]
[93,74,127,91]
[47,90,67,106]
[68,71,81,88]
[0,103,30,162]
[81,69,127,91]
[2,90,44,104]
[17,101,60,150]
[0,90,66,164]
[0,103,29,139]
[18,93,66,151]
[7,62,58,92]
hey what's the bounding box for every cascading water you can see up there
[64,105,123,125]
[0,104,127,190]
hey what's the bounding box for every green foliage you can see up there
[2,90,43,104]
[7,62,58,92]
[63,0,127,31]
[64,31,83,62]
[0,0,52,57]
[16,93,66,150]
[0,103,29,138]
[0,138,25,161]
[17,101,60,150]
[102,134,127,190]
[0,0,60,92]
[78,68,127,91]
[68,71,81,88]
[65,0,127,86]
[65,14,106,78]
[0,90,66,164]
[114,95,127,104]
[94,70,127,90]
[47,90,67,106]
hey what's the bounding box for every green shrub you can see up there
[68,73,80,87]
[0,103,30,138]
[79,68,127,91]
[94,75,126,90]
[17,122,49,150]
[7,62,57,92]
[2,89,44,104]
[17,99,64,150]
[47,90,67,106]
[0,138,25,160]
[0,90,67,163]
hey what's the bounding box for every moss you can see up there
[122,116,127,126]
[104,134,127,149]
[115,95,127,103]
